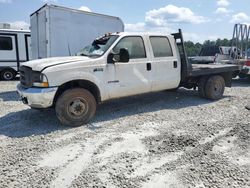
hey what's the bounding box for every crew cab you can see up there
[17,30,239,127]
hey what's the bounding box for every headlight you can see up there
[32,72,49,87]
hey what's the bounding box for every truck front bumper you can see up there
[17,84,58,108]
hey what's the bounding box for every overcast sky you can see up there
[0,0,249,42]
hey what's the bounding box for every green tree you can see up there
[184,41,202,56]
[184,38,250,57]
[203,40,216,46]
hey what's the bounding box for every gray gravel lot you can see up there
[0,79,249,188]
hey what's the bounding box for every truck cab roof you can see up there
[112,32,174,38]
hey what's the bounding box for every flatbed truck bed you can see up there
[172,30,239,89]
[188,64,239,77]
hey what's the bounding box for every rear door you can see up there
[30,13,38,59]
[37,10,47,58]
[149,36,181,91]
[0,34,18,70]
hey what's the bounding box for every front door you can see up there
[107,36,152,99]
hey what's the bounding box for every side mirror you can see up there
[107,48,129,64]
[119,48,129,62]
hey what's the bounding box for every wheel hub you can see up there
[68,99,87,116]
[214,82,221,93]
[3,72,13,80]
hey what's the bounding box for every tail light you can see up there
[246,60,250,66]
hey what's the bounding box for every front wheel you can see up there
[55,88,96,127]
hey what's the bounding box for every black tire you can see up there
[204,75,225,100]
[166,88,178,92]
[0,69,16,80]
[232,71,240,78]
[55,88,96,127]
[198,76,209,98]
[31,107,46,111]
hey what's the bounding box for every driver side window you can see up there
[113,36,146,59]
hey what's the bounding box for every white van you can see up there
[0,29,31,80]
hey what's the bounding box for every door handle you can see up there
[173,61,178,68]
[146,63,151,71]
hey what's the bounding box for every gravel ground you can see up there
[0,79,249,188]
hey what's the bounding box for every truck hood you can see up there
[22,56,93,71]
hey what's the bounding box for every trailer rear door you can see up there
[30,7,47,59]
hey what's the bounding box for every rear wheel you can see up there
[232,71,240,78]
[204,75,225,100]
[0,69,16,80]
[55,88,96,127]
[198,76,209,98]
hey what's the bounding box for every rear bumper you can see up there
[17,83,58,108]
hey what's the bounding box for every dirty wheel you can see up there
[1,69,16,80]
[55,88,96,127]
[205,75,225,100]
[198,76,208,98]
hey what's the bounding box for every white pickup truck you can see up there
[17,30,239,126]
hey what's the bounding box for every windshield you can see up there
[77,35,119,57]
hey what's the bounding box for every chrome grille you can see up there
[19,66,33,88]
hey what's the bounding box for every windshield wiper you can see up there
[88,54,101,57]
[80,53,88,56]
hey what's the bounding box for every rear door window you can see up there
[149,36,173,57]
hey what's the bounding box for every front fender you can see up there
[44,69,108,101]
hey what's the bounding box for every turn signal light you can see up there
[33,82,49,88]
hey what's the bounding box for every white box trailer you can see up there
[0,29,31,80]
[30,4,124,59]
